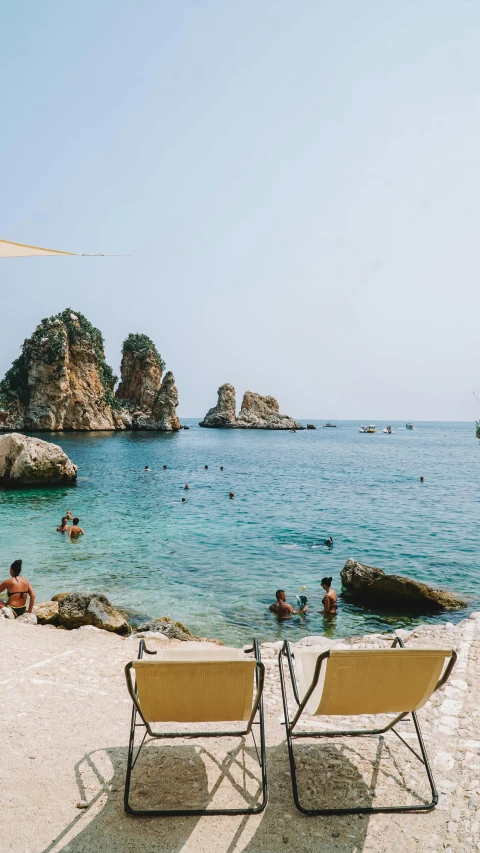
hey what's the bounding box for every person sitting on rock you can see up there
[0,560,35,618]
[68,517,84,539]
[269,589,306,619]
[57,516,70,532]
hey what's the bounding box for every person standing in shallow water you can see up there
[0,560,35,617]
[319,576,337,616]
[57,516,70,532]
[269,589,307,619]
[68,517,84,539]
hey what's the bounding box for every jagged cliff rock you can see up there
[236,391,304,430]
[129,371,181,431]
[199,385,303,430]
[0,310,117,431]
[116,334,165,411]
[199,383,237,427]
[0,313,181,432]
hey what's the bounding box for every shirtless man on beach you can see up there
[269,589,306,619]
[68,517,84,539]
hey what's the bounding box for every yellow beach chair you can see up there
[279,637,456,814]
[124,639,267,816]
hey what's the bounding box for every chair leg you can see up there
[124,688,268,816]
[279,652,438,815]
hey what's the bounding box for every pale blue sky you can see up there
[1,1,479,420]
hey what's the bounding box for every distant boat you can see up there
[323,422,337,428]
[383,426,394,434]
[359,425,377,433]
[406,423,415,430]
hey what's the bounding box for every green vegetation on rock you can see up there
[0,309,117,408]
[476,421,480,439]
[122,333,165,372]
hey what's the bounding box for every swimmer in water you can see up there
[229,491,234,499]
[269,589,307,619]
[56,516,70,533]
[205,465,208,470]
[319,576,337,616]
[66,510,72,520]
[163,465,167,470]
[68,517,84,539]
[323,535,333,547]
[144,466,150,471]
[184,484,189,490]
[182,497,186,502]
[420,476,424,483]
[220,466,224,471]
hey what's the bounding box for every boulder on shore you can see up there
[34,601,60,625]
[57,592,130,634]
[199,383,237,428]
[341,558,467,612]
[135,617,195,640]
[0,433,77,486]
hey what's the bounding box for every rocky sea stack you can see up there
[0,311,180,432]
[200,384,303,430]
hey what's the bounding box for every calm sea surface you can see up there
[0,421,478,644]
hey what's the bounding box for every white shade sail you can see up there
[0,238,115,258]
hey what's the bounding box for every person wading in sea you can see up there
[68,517,85,539]
[0,560,35,617]
[269,589,307,619]
[56,516,70,532]
[319,576,337,616]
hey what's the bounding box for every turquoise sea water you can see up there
[0,421,478,644]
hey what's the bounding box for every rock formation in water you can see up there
[0,433,77,486]
[199,385,302,430]
[115,334,180,431]
[0,310,118,431]
[340,558,467,612]
[116,333,165,411]
[199,383,237,427]
[0,312,180,432]
[236,391,304,430]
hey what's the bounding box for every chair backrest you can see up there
[295,647,453,716]
[132,648,256,723]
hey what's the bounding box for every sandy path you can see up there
[2,614,480,853]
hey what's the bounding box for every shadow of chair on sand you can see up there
[41,729,432,853]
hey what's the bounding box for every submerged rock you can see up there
[307,423,316,430]
[341,558,467,612]
[0,433,77,486]
[57,592,130,634]
[236,391,304,430]
[199,383,237,428]
[136,617,195,640]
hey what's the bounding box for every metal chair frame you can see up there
[124,638,267,816]
[279,636,457,815]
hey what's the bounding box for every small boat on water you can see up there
[406,423,415,430]
[359,425,377,433]
[323,422,337,428]
[383,426,394,434]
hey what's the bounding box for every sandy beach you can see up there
[2,613,480,853]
